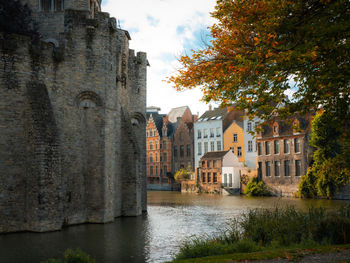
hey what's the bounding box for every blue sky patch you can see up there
[147,15,160,27]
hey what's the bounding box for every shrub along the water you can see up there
[175,205,350,260]
[41,249,98,263]
[244,177,271,196]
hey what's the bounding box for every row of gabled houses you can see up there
[146,105,312,196]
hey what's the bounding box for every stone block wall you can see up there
[0,4,147,233]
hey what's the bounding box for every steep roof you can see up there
[201,150,230,160]
[198,107,228,120]
[146,112,165,136]
[260,113,313,138]
[168,106,189,123]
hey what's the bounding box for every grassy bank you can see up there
[172,244,350,263]
[173,205,350,261]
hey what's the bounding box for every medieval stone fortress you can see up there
[0,0,148,233]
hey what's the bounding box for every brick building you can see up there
[146,106,197,184]
[146,107,172,184]
[256,115,313,196]
[171,106,197,173]
[196,149,241,193]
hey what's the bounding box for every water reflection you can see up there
[0,191,348,263]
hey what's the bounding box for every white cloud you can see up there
[102,0,216,116]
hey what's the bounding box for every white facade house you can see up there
[194,108,227,168]
[243,116,260,168]
[222,149,243,192]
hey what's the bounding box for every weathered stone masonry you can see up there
[0,0,147,233]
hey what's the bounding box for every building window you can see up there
[174,146,178,158]
[275,161,280,176]
[204,142,208,154]
[213,172,217,183]
[155,141,158,149]
[186,144,191,157]
[274,140,279,154]
[149,154,153,163]
[202,161,206,168]
[294,138,301,153]
[237,146,242,157]
[41,0,64,11]
[164,165,167,174]
[295,160,301,176]
[216,127,221,137]
[146,131,148,137]
[149,129,153,137]
[180,131,184,141]
[248,141,253,152]
[198,142,202,155]
[233,133,238,142]
[163,141,167,149]
[213,160,217,167]
[197,130,202,139]
[180,145,184,157]
[149,141,153,150]
[284,139,290,154]
[155,153,158,162]
[284,160,290,176]
[163,153,167,162]
[203,129,208,138]
[202,173,206,183]
[217,141,221,151]
[207,172,211,183]
[155,166,158,175]
[150,166,153,175]
[258,142,262,155]
[210,141,215,151]
[247,122,252,132]
[266,161,271,177]
[210,128,214,137]
[265,141,270,155]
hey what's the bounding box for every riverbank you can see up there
[172,205,350,262]
[172,244,350,262]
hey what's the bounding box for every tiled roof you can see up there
[201,150,229,160]
[260,113,313,138]
[198,107,228,120]
[168,106,189,123]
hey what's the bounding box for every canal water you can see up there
[1,191,349,263]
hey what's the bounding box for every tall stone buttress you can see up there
[0,0,148,233]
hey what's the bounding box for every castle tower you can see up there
[20,0,103,40]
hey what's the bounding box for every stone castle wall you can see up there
[0,6,147,233]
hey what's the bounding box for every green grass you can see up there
[173,205,350,261]
[171,244,350,263]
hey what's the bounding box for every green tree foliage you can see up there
[244,177,271,196]
[299,108,350,198]
[174,166,192,182]
[169,0,350,121]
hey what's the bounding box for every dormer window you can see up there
[293,119,301,134]
[40,0,64,12]
[273,122,279,136]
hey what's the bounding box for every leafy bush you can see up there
[299,110,350,198]
[41,249,98,263]
[175,205,350,260]
[244,178,271,196]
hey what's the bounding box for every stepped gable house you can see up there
[146,107,173,184]
[256,115,313,196]
[146,106,197,184]
[0,0,148,233]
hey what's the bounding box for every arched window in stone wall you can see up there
[40,0,64,12]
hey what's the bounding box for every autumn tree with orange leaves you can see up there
[169,0,350,121]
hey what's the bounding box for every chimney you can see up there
[209,105,212,111]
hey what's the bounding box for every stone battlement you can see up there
[0,2,147,233]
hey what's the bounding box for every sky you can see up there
[102,0,217,117]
